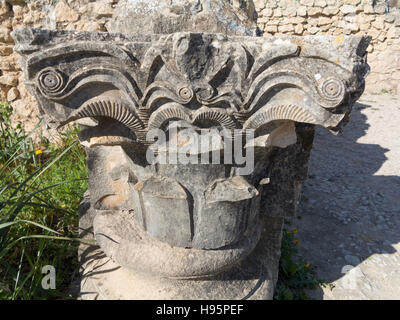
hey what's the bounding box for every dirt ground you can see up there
[293,93,400,299]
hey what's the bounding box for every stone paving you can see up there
[294,93,400,299]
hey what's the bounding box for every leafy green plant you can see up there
[274,226,325,300]
[0,102,89,299]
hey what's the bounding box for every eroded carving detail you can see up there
[14,29,369,138]
[12,27,370,300]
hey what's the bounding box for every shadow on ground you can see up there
[294,99,400,299]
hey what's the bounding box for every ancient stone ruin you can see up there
[12,0,370,299]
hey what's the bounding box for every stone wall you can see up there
[0,0,399,138]
[0,0,120,137]
[254,0,400,96]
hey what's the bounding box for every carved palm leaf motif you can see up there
[192,107,237,129]
[243,103,344,131]
[67,96,144,132]
[14,29,369,143]
[147,103,191,130]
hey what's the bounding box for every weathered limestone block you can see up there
[0,26,12,43]
[54,1,80,23]
[7,86,18,101]
[108,0,258,36]
[297,6,308,16]
[12,0,370,300]
[323,6,340,15]
[341,4,357,15]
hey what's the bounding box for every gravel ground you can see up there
[293,93,400,300]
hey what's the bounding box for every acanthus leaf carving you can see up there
[13,28,370,145]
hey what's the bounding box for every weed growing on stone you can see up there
[274,225,326,300]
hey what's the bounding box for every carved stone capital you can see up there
[12,27,370,300]
[13,28,369,139]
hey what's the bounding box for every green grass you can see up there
[0,102,88,299]
[371,88,393,95]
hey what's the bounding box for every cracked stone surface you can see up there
[293,94,400,300]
